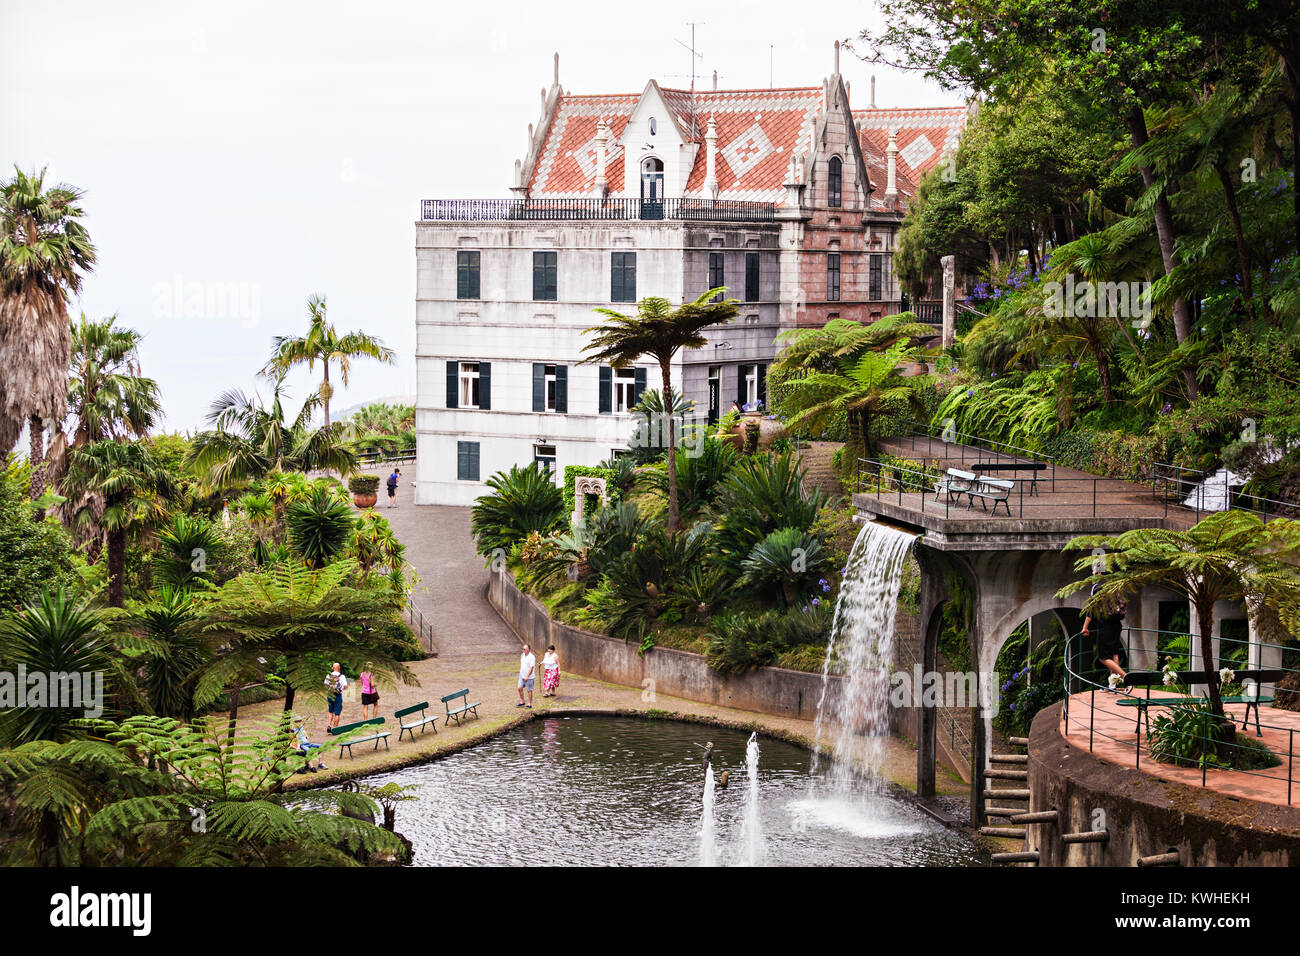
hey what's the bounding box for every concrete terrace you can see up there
[1060,689,1300,810]
[857,434,1198,550]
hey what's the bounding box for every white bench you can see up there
[934,468,976,505]
[966,476,1014,516]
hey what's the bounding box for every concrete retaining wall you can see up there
[486,569,843,722]
[1027,703,1300,866]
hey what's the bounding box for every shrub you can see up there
[562,465,622,518]
[348,474,381,495]
[714,453,825,574]
[1147,701,1281,771]
[739,527,832,607]
[705,603,833,674]
[472,463,566,558]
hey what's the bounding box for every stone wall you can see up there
[487,569,842,721]
[1027,703,1300,866]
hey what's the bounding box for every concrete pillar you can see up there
[594,119,609,196]
[885,127,898,203]
[940,255,955,348]
[704,115,718,199]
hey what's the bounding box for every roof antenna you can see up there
[676,22,704,92]
[769,44,774,89]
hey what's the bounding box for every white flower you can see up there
[1108,673,1123,689]
[1220,668,1235,685]
[1162,670,1179,687]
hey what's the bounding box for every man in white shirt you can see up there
[517,644,536,710]
[324,662,349,728]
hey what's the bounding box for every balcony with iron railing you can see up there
[420,197,776,223]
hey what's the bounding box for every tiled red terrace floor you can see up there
[1059,688,1300,809]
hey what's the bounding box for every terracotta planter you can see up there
[353,492,377,509]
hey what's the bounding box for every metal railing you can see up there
[1062,628,1300,802]
[420,197,776,223]
[887,420,1058,487]
[1150,466,1300,522]
[404,599,437,655]
[355,445,416,467]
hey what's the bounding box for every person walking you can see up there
[1083,596,1128,687]
[542,645,560,698]
[292,716,326,772]
[386,468,401,508]
[359,662,379,719]
[517,644,536,710]
[324,662,348,728]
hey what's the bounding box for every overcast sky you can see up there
[3,0,963,433]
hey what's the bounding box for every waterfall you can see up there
[738,732,764,866]
[813,519,916,793]
[700,763,717,866]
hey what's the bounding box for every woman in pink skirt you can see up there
[542,645,560,697]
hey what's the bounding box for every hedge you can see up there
[562,465,623,517]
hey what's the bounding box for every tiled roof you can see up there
[529,87,824,204]
[525,87,968,210]
[853,106,968,207]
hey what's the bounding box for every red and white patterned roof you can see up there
[529,87,824,204]
[853,106,968,207]
[525,85,967,210]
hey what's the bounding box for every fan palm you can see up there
[263,294,394,430]
[64,441,175,607]
[581,288,739,532]
[0,167,96,496]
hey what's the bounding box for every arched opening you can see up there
[828,155,842,207]
[640,156,664,219]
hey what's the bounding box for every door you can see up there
[640,158,664,220]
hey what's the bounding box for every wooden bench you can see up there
[394,701,439,741]
[934,468,976,505]
[972,461,1046,496]
[441,688,481,727]
[327,717,391,758]
[1116,669,1284,736]
[966,476,1014,516]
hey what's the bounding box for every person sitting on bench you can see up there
[292,717,326,773]
[1083,595,1128,688]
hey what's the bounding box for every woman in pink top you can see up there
[359,662,379,719]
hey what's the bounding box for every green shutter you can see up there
[758,364,767,405]
[598,366,612,414]
[478,362,491,410]
[611,253,621,302]
[532,363,545,412]
[632,367,647,407]
[446,361,458,408]
[738,364,750,407]
[555,365,568,413]
[469,442,480,481]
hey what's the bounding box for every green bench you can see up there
[1116,669,1284,737]
[394,701,439,741]
[441,688,481,727]
[327,717,391,758]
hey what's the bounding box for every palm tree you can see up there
[64,441,175,607]
[188,372,356,492]
[581,288,739,532]
[1059,511,1300,718]
[132,587,203,721]
[192,559,417,713]
[263,294,395,430]
[470,463,566,559]
[287,485,355,569]
[0,589,141,745]
[62,313,161,449]
[0,167,97,497]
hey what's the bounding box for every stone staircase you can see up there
[798,441,846,499]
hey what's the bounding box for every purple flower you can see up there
[811,597,821,607]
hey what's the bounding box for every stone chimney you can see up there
[833,39,840,74]
[704,115,718,199]
[870,74,876,108]
[712,70,718,92]
[885,127,899,204]
[594,118,609,196]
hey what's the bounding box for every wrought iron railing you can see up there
[420,198,776,222]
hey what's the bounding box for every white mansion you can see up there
[414,50,968,505]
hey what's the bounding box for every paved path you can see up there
[240,464,968,803]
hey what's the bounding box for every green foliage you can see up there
[472,462,566,560]
[739,527,832,608]
[287,485,355,569]
[705,603,834,674]
[1147,701,1281,771]
[0,458,75,611]
[133,587,203,720]
[561,464,620,519]
[643,440,739,521]
[348,474,381,495]
[714,453,825,574]
[154,513,223,589]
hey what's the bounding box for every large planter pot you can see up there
[353,492,377,509]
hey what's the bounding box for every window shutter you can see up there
[446,361,458,408]
[478,362,491,410]
[610,253,621,302]
[626,254,636,301]
[758,364,767,405]
[598,366,612,414]
[456,441,470,480]
[456,257,467,299]
[555,365,568,413]
[745,253,759,302]
[532,363,545,412]
[533,253,543,301]
[632,367,647,408]
[468,442,480,481]
[738,365,750,406]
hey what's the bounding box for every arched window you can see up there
[828,156,842,207]
[641,157,664,200]
[649,117,658,136]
